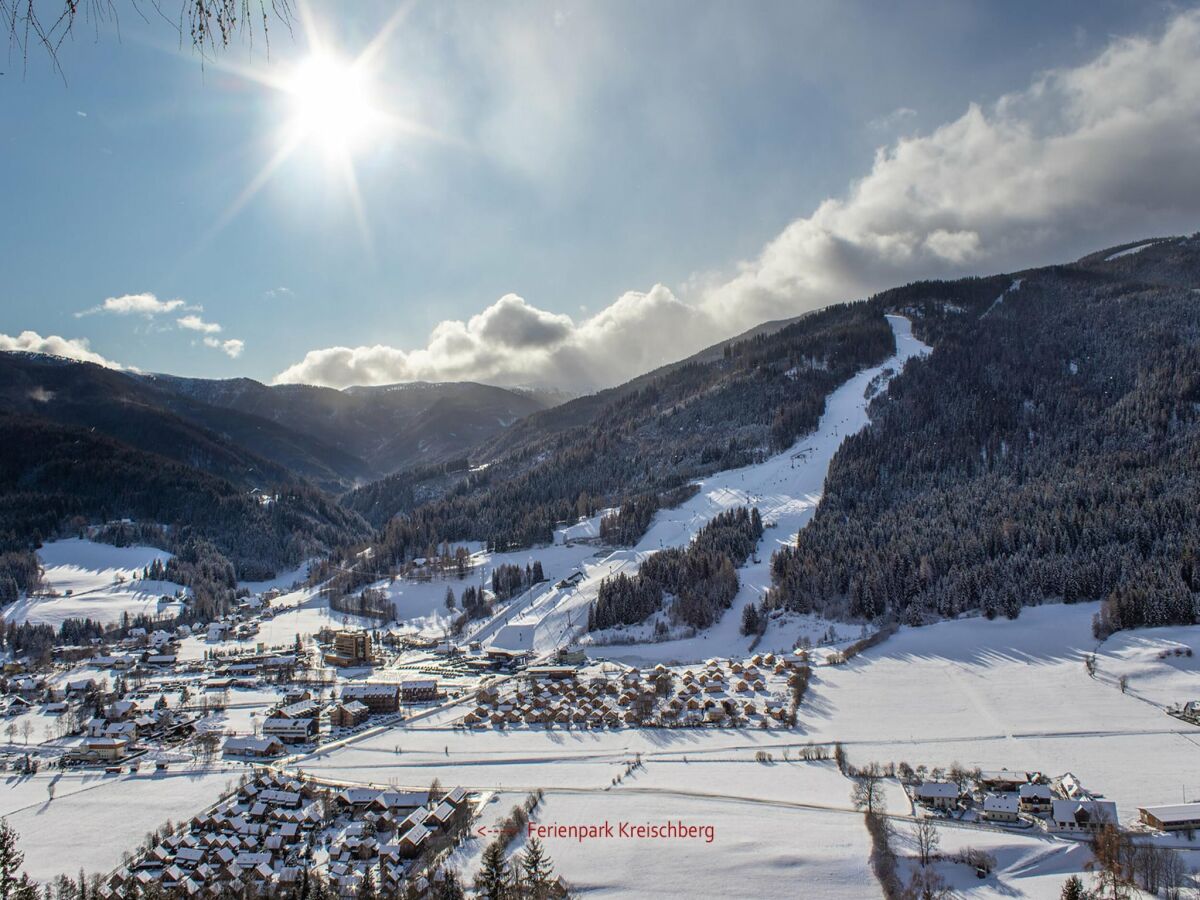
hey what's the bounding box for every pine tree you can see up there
[0,819,32,900]
[1059,874,1087,900]
[520,837,554,899]
[474,842,510,900]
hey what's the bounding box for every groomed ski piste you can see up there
[477,313,930,664]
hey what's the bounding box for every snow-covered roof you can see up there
[1139,803,1200,824]
[983,794,1019,813]
[916,782,958,799]
[1052,799,1117,826]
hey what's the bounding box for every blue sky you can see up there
[1,1,1196,390]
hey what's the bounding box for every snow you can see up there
[980,278,1023,319]
[577,313,931,665]
[3,539,183,627]
[1104,239,1162,261]
[0,765,240,882]
[895,824,1097,899]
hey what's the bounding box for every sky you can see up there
[2,0,1198,392]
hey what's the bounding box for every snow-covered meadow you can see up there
[3,539,182,627]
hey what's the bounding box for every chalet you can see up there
[64,678,96,697]
[400,680,439,703]
[1138,803,1200,832]
[1018,783,1054,814]
[223,736,284,758]
[980,770,1029,793]
[982,794,1020,823]
[1051,799,1118,833]
[107,699,139,721]
[329,701,370,729]
[337,787,381,812]
[396,823,430,858]
[915,782,958,810]
[341,683,400,713]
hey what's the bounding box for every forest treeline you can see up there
[590,507,763,631]
[766,236,1200,637]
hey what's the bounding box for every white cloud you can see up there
[265,286,293,299]
[204,337,245,358]
[868,106,917,131]
[0,330,121,368]
[276,10,1200,392]
[77,292,187,318]
[177,315,222,334]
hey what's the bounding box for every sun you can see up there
[286,54,378,157]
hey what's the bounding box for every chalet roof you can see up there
[916,782,958,799]
[1139,802,1200,824]
[1052,799,1118,825]
[983,794,1019,813]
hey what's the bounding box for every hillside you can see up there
[766,233,1200,635]
[0,413,370,580]
[144,374,558,479]
[337,302,895,565]
[0,354,369,492]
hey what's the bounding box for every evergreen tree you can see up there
[474,842,511,900]
[520,838,554,899]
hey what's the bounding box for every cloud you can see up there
[177,314,222,334]
[204,337,245,358]
[276,10,1200,392]
[265,286,293,299]
[77,292,187,318]
[0,330,121,368]
[868,106,917,131]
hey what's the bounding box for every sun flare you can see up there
[286,54,377,156]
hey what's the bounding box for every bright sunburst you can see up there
[196,2,432,253]
[286,54,377,157]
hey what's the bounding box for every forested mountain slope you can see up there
[767,234,1200,635]
[0,354,369,492]
[145,375,556,480]
[0,414,371,581]
[338,303,895,570]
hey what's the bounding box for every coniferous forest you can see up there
[766,235,1200,636]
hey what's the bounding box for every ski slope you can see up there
[485,314,929,662]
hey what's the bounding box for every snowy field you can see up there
[295,601,1200,896]
[0,766,239,882]
[459,786,883,900]
[3,539,182,627]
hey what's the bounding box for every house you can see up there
[107,699,139,721]
[980,770,1029,793]
[1018,783,1054,814]
[396,823,430,858]
[1051,799,1118,833]
[341,683,400,714]
[223,736,284,758]
[206,622,228,642]
[64,678,96,697]
[1138,803,1200,832]
[87,736,129,760]
[982,794,1020,823]
[329,701,369,729]
[915,782,959,810]
[262,716,316,744]
[400,680,438,703]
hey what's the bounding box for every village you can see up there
[3,539,1200,900]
